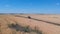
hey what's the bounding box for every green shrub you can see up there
[8,23,42,34]
[23,26,31,32]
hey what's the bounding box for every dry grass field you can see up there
[0,14,60,34]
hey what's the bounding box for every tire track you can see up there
[14,15,60,26]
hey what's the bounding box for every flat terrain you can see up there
[0,14,60,34]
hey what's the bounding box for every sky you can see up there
[0,0,60,14]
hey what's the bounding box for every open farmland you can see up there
[0,14,60,34]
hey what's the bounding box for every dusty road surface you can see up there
[0,14,60,34]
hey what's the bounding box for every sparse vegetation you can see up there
[23,26,31,32]
[33,26,42,34]
[1,14,60,34]
[8,23,42,34]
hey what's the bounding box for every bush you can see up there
[8,23,42,34]
[23,26,31,32]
